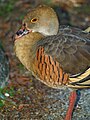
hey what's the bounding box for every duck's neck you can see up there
[14,32,44,71]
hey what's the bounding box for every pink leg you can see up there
[64,91,77,120]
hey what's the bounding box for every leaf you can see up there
[0,100,5,107]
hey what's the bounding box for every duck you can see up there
[14,5,90,120]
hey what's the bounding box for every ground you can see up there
[0,0,90,120]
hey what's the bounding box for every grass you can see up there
[0,87,15,107]
[17,63,25,70]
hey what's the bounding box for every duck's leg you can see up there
[64,26,90,120]
[64,90,81,120]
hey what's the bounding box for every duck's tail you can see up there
[68,67,90,89]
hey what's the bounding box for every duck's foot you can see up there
[64,90,78,120]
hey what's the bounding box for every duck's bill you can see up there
[14,27,32,40]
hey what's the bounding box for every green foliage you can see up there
[0,0,17,17]
[0,41,4,51]
[75,5,90,13]
[0,87,15,99]
[0,88,3,92]
[43,0,52,4]
[2,87,15,97]
[0,87,16,107]
[17,63,25,70]
[0,100,4,107]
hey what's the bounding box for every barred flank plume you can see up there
[68,67,90,88]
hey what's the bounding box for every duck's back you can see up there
[36,25,90,76]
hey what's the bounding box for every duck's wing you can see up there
[36,26,90,88]
[59,25,90,39]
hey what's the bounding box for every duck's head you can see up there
[15,5,59,39]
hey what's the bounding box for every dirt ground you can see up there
[0,0,90,120]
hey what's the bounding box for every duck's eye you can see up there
[31,18,38,23]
